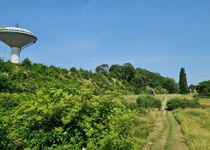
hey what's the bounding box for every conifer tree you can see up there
[179,68,189,94]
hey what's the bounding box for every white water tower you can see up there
[0,25,37,63]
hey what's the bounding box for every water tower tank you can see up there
[0,26,37,63]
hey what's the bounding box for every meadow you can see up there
[173,97,210,150]
[174,107,210,150]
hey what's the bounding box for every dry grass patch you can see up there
[174,108,210,150]
[199,98,210,107]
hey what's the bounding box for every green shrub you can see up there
[0,89,152,149]
[167,98,200,110]
[154,87,168,94]
[196,80,210,97]
[0,73,10,92]
[141,86,155,95]
[136,95,161,109]
[21,58,32,68]
[0,59,165,149]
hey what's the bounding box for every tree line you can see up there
[1,58,202,95]
[96,63,179,94]
[0,59,180,95]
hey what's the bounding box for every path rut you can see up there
[142,95,188,150]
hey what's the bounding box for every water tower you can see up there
[0,25,37,63]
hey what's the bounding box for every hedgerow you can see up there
[166,98,200,110]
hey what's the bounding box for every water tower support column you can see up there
[11,47,21,64]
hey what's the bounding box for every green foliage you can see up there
[136,95,161,109]
[174,108,210,149]
[95,64,109,75]
[196,80,210,97]
[0,73,10,92]
[0,58,13,72]
[109,64,123,79]
[135,68,178,94]
[0,59,177,149]
[21,58,32,68]
[189,84,196,93]
[154,86,168,94]
[141,86,155,95]
[121,63,135,82]
[0,90,152,149]
[70,67,77,73]
[179,68,189,94]
[0,93,29,149]
[167,98,200,110]
[108,64,178,94]
[162,78,179,94]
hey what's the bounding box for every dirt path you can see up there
[142,95,188,150]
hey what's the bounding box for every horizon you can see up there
[0,0,210,84]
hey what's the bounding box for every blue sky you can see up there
[0,0,210,84]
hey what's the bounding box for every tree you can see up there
[0,73,10,92]
[70,67,77,73]
[179,68,189,94]
[162,78,179,94]
[109,64,123,79]
[196,80,210,96]
[131,76,144,89]
[109,63,135,82]
[0,59,13,72]
[122,63,135,82]
[95,64,109,75]
[21,58,32,68]
[189,84,196,93]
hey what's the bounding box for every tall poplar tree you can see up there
[179,68,189,94]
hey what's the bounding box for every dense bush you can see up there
[141,86,155,95]
[162,78,179,94]
[167,98,200,110]
[196,80,210,97]
[0,73,10,92]
[0,58,178,149]
[154,86,168,94]
[21,58,32,68]
[0,90,153,149]
[136,95,161,109]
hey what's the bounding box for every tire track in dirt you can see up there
[142,95,188,150]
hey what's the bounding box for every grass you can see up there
[152,116,167,143]
[199,98,210,107]
[165,112,174,150]
[123,95,140,102]
[174,108,210,150]
[129,113,156,150]
[125,94,210,150]
[122,95,159,149]
[136,95,161,109]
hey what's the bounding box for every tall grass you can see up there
[165,113,174,150]
[174,108,210,150]
[136,95,161,109]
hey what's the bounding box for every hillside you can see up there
[0,59,178,95]
[1,58,210,149]
[0,58,177,149]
